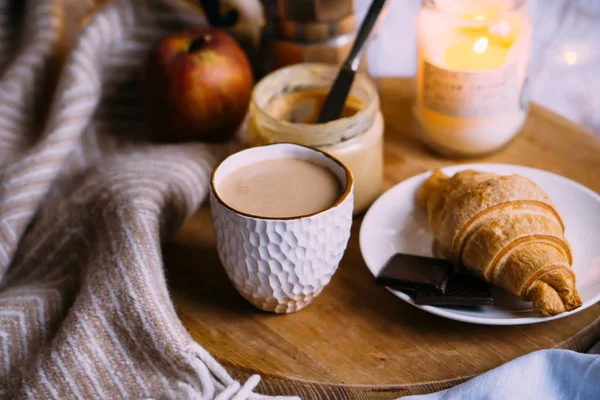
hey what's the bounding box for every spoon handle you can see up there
[316,0,387,124]
[346,0,387,71]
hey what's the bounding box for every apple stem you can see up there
[189,35,212,53]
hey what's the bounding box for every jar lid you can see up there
[277,0,354,22]
[277,13,356,42]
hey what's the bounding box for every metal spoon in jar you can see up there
[316,0,387,124]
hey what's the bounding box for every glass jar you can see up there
[414,0,532,157]
[248,63,384,215]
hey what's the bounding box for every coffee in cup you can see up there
[217,157,341,218]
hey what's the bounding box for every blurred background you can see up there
[361,0,600,136]
[65,0,600,137]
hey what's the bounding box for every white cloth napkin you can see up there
[400,348,600,399]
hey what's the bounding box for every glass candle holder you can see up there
[414,0,533,157]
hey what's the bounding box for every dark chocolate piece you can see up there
[413,274,494,306]
[375,253,453,294]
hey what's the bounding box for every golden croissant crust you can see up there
[418,169,582,316]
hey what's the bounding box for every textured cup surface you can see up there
[210,143,354,313]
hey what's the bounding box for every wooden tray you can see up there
[166,78,600,399]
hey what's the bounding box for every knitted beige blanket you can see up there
[0,0,297,398]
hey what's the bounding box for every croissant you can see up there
[417,169,582,316]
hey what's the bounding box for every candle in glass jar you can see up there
[414,0,532,157]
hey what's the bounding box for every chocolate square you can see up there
[413,274,494,307]
[375,253,453,294]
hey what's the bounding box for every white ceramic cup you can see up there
[209,143,354,313]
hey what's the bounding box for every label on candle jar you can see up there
[422,62,519,118]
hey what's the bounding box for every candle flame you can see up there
[563,51,577,65]
[473,37,489,53]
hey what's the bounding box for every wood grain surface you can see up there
[166,78,600,399]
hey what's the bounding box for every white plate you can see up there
[360,163,600,325]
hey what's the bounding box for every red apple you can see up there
[141,28,253,143]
